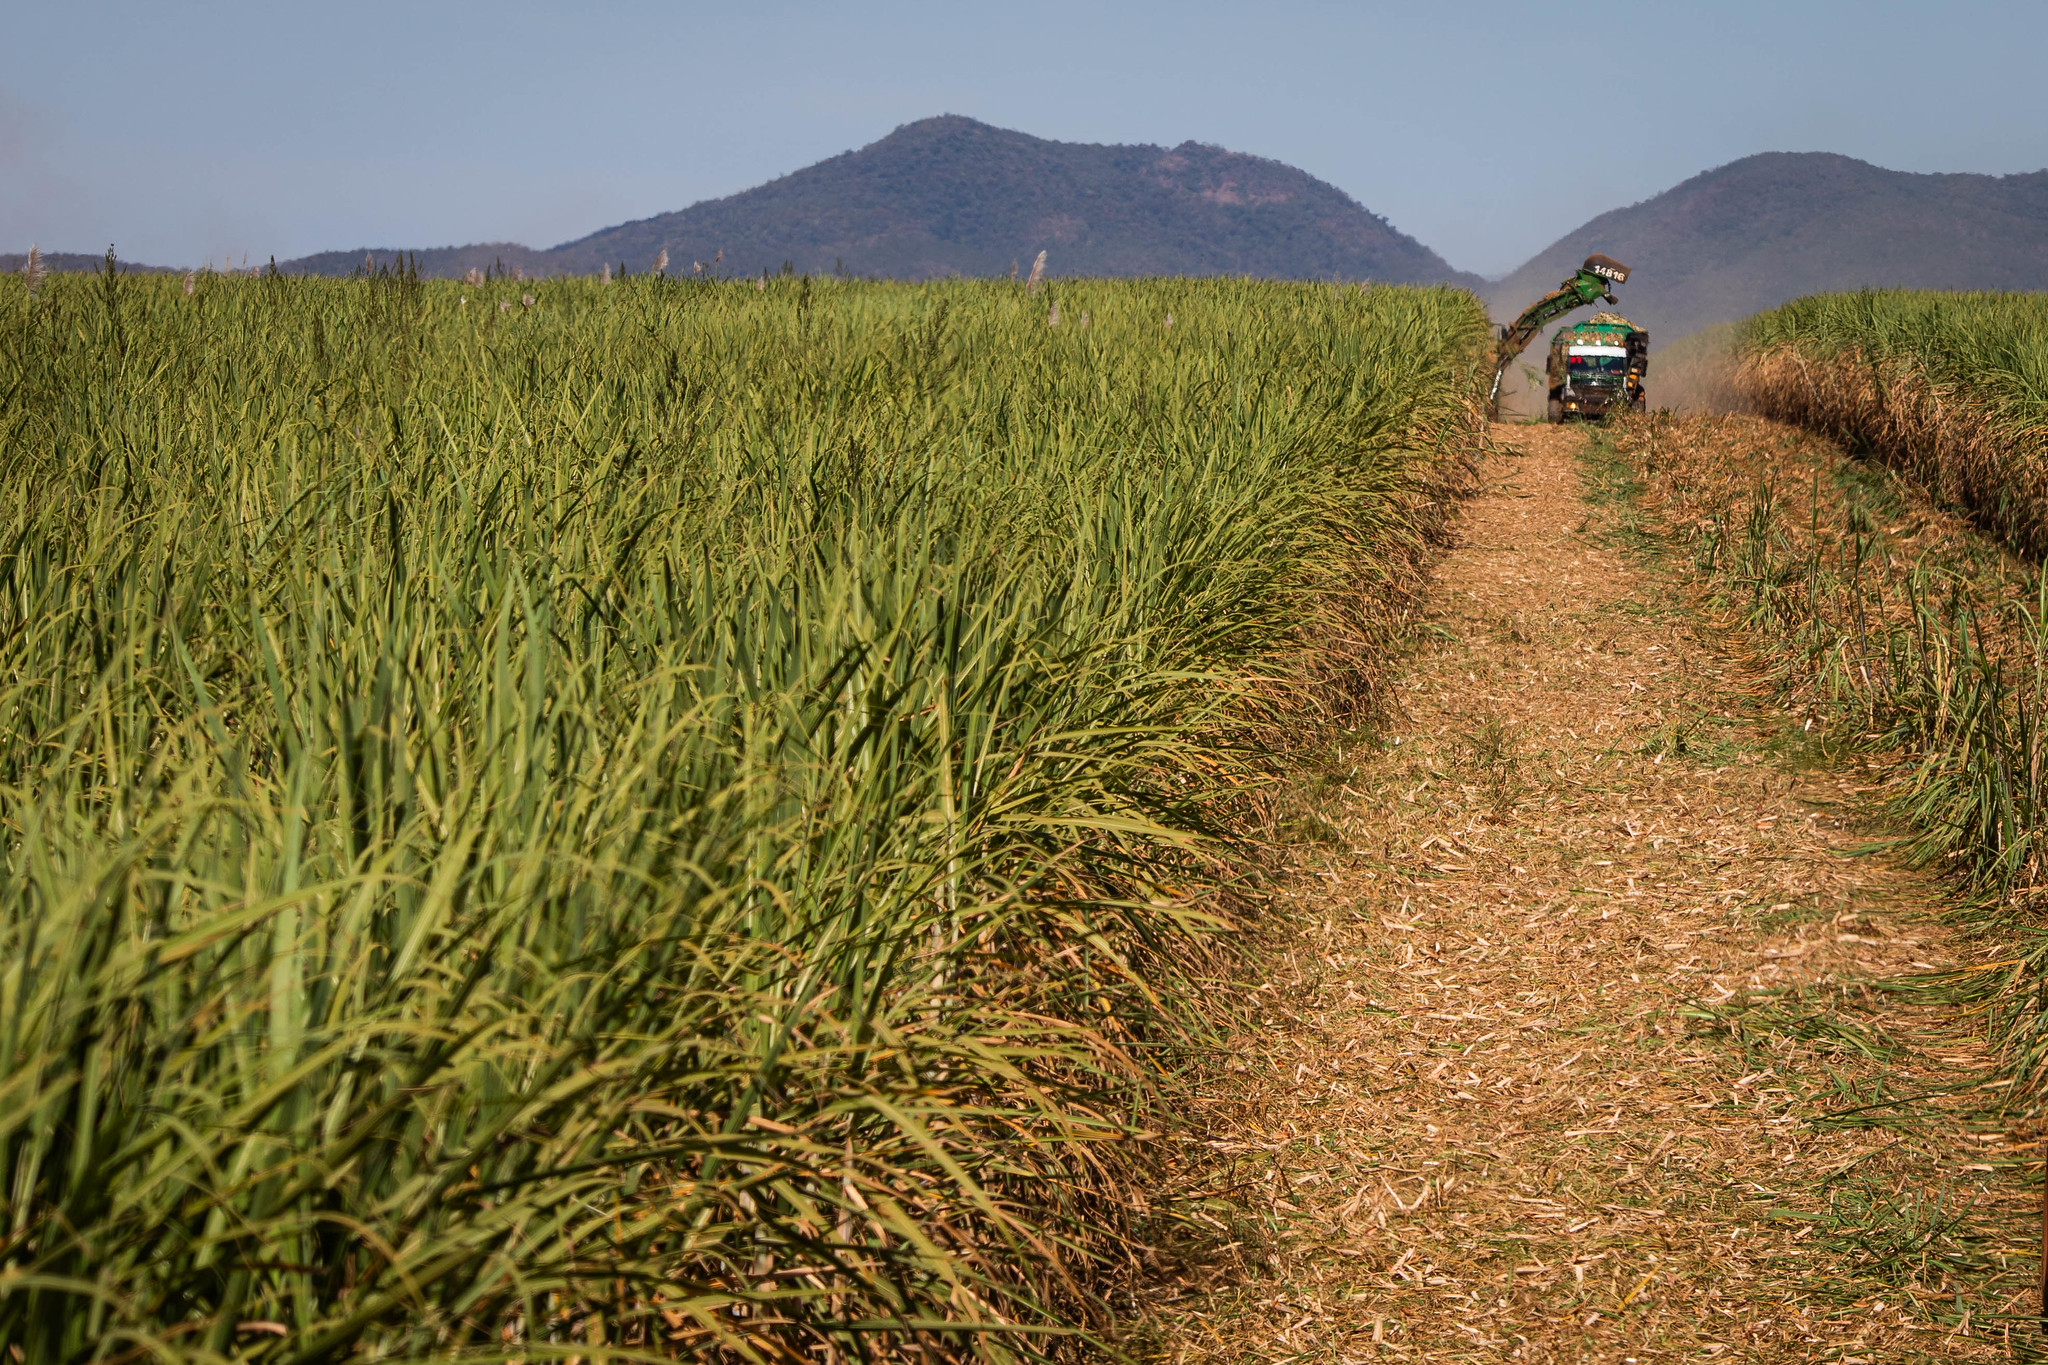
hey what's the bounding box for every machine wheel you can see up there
[1546,398,1564,423]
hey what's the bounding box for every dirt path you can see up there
[1150,426,2039,1363]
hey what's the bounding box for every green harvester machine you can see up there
[1545,312,1648,421]
[1487,254,1646,420]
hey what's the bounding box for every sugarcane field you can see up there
[10,10,2048,1361]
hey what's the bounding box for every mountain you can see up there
[1487,152,2048,341]
[280,116,1480,287]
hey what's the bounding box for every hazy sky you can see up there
[4,1,2044,278]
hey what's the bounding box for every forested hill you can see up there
[0,252,174,275]
[1487,152,2048,341]
[25,143,2048,314]
[279,116,1481,286]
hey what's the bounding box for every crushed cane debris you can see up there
[1143,423,2039,1364]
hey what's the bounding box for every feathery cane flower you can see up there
[23,244,45,296]
[1025,250,1046,295]
[1047,300,1060,326]
[183,270,195,296]
[653,249,668,276]
[599,263,611,285]
[522,293,534,310]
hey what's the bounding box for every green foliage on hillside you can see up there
[0,267,1484,1359]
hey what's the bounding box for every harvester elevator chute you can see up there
[1487,254,1633,417]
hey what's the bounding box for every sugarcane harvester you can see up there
[1487,254,1643,419]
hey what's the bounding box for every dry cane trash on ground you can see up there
[1143,422,2042,1364]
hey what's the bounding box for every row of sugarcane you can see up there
[0,269,1486,1361]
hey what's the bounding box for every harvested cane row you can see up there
[1610,406,2048,1146]
[1738,290,2048,557]
[1717,296,2048,1115]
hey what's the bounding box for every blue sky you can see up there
[4,0,2044,277]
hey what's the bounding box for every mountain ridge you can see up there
[18,139,2048,341]
[279,115,1481,287]
[1485,152,2048,341]
[0,251,177,276]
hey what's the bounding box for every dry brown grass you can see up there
[1742,347,2048,558]
[1137,423,2041,1363]
[1614,410,2036,709]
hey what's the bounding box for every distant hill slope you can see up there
[0,252,174,276]
[1487,152,2048,342]
[281,116,1480,286]
[273,242,556,281]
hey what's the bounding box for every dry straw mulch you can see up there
[1142,423,2040,1364]
[1742,346,2048,559]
